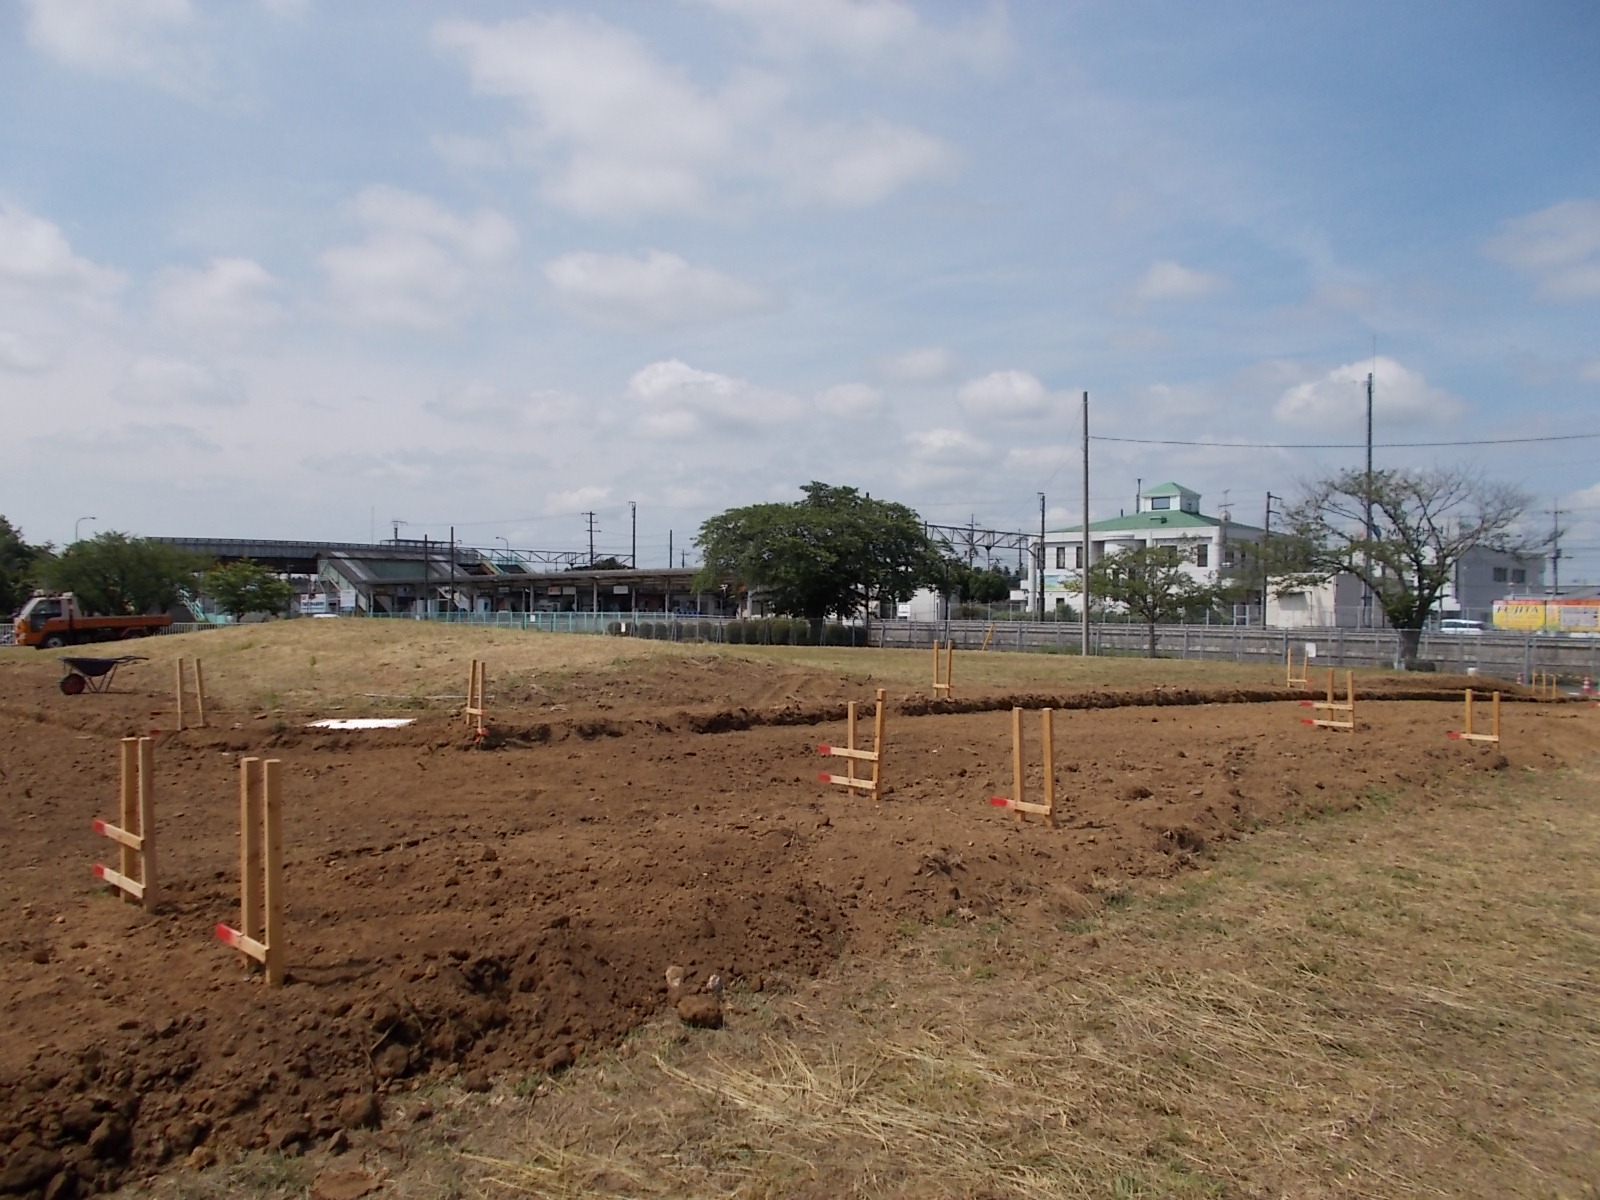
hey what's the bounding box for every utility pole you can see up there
[1261,492,1280,625]
[1550,506,1563,596]
[449,526,456,616]
[583,511,598,565]
[1081,391,1091,658]
[630,501,637,569]
[1363,371,1375,628]
[668,529,673,569]
[1037,492,1047,620]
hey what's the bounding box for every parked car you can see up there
[1438,618,1485,634]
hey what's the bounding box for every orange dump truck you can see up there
[13,593,172,649]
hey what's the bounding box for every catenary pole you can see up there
[1037,492,1046,620]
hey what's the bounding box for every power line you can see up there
[1090,432,1600,450]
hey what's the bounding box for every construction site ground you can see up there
[0,623,1593,1198]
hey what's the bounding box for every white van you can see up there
[1438,618,1485,634]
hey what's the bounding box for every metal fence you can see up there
[11,614,1594,682]
[878,619,1600,681]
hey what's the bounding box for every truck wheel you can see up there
[41,634,67,649]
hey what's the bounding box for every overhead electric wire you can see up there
[1090,432,1600,449]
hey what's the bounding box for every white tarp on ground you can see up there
[306,718,416,729]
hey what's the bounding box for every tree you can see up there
[203,559,293,621]
[1274,467,1534,664]
[942,560,1013,605]
[1083,539,1228,657]
[35,532,210,615]
[0,517,46,616]
[695,482,943,619]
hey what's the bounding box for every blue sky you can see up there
[2,0,1597,580]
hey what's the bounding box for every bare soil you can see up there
[0,631,1588,1197]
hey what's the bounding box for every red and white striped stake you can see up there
[91,737,158,910]
[215,756,286,985]
[818,688,886,803]
[988,707,1056,827]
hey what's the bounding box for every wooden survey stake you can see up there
[1286,645,1310,688]
[1299,669,1355,732]
[818,688,887,803]
[91,736,158,909]
[216,756,286,985]
[1448,688,1502,745]
[466,659,488,738]
[1530,671,1557,701]
[173,657,207,730]
[932,639,954,698]
[989,706,1057,827]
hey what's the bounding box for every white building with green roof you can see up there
[1033,482,1265,617]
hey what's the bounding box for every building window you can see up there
[1492,567,1508,582]
[1511,568,1526,584]
[1150,496,1171,510]
[1074,545,1084,568]
[1223,548,1236,568]
[1195,544,1208,568]
[1055,546,1065,569]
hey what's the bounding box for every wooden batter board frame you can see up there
[92,736,159,910]
[989,706,1057,827]
[215,756,286,985]
[818,688,887,804]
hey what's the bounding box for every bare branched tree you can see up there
[1273,467,1537,663]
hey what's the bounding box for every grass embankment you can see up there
[136,758,1600,1200]
[4,620,1310,713]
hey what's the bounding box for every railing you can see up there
[0,622,12,646]
[877,619,1600,679]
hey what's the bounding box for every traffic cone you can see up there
[1583,676,1595,697]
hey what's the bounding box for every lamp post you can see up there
[74,516,96,543]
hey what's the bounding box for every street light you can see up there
[74,516,96,543]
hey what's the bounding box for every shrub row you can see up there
[606,618,868,645]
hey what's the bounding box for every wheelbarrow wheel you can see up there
[59,673,87,695]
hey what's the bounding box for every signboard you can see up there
[1493,598,1600,633]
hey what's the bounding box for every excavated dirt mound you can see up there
[0,646,1591,1197]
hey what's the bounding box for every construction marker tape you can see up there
[91,863,108,879]
[816,745,831,755]
[989,797,1011,808]
[90,819,107,835]
[816,773,832,783]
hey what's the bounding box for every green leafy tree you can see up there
[939,560,1013,605]
[0,516,47,615]
[1274,467,1533,664]
[695,482,943,619]
[203,559,293,621]
[35,532,210,615]
[1082,538,1227,657]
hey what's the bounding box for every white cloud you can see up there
[433,14,951,218]
[423,383,586,425]
[957,369,1050,420]
[698,0,1009,75]
[1273,356,1463,429]
[547,485,611,514]
[544,250,771,331]
[1484,200,1600,301]
[35,421,219,455]
[115,355,247,408]
[626,358,801,436]
[23,0,212,97]
[875,345,956,382]
[906,426,991,463]
[814,381,884,416]
[775,118,952,207]
[1132,259,1228,302]
[319,187,518,331]
[0,331,49,373]
[151,257,282,334]
[0,201,125,296]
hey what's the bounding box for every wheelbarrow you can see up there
[58,656,146,695]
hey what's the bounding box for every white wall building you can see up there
[1033,482,1264,617]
